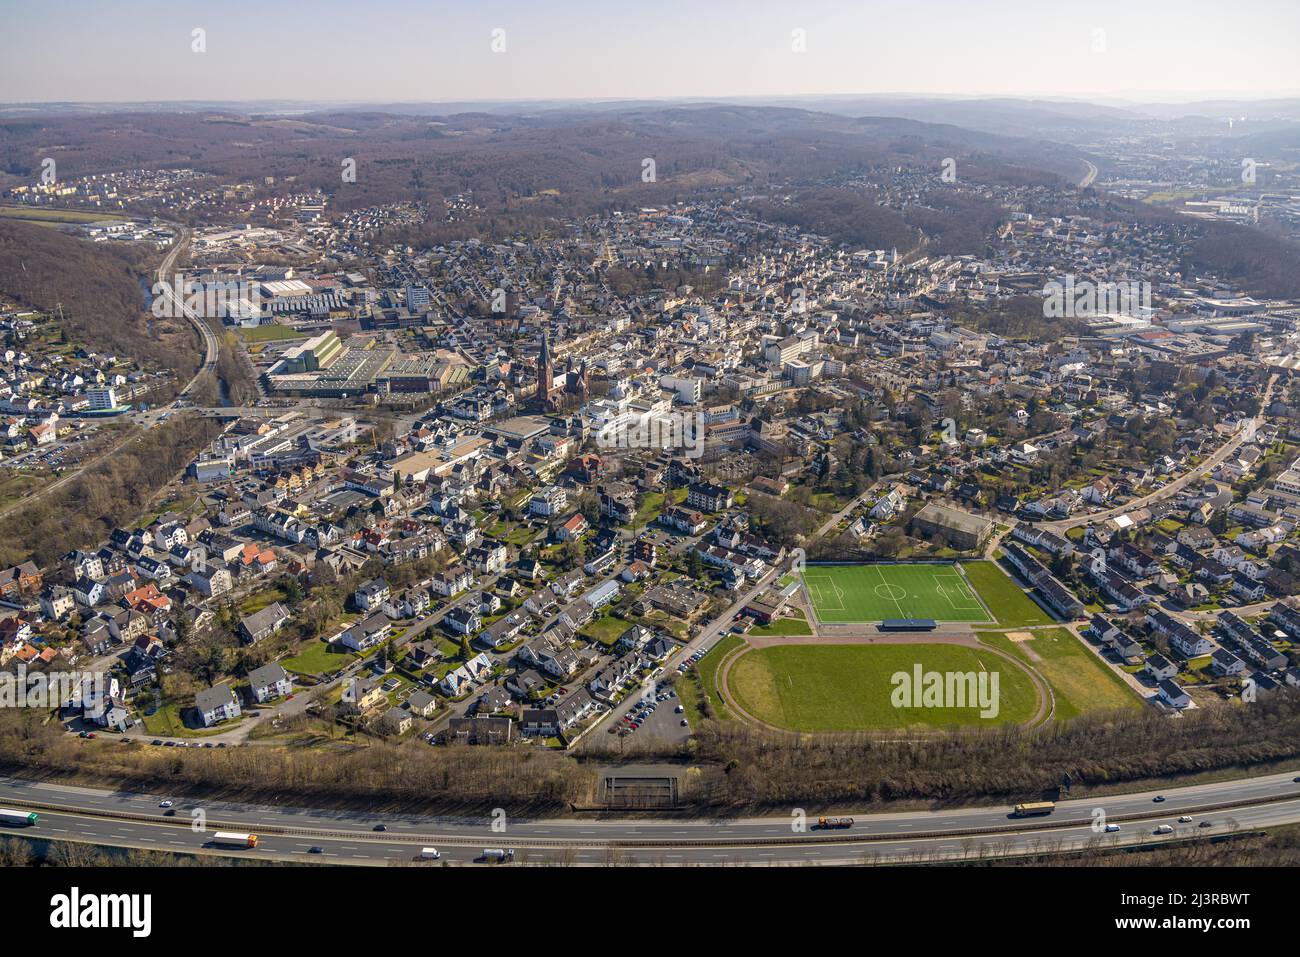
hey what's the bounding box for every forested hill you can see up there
[0,218,198,379]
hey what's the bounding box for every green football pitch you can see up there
[801,563,995,624]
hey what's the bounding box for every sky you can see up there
[1,0,1298,104]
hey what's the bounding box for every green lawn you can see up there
[140,701,241,738]
[727,643,1039,731]
[0,205,129,224]
[281,639,354,676]
[801,563,994,623]
[633,488,686,527]
[240,584,288,614]
[981,629,1142,720]
[960,560,1054,628]
[582,613,628,647]
[675,634,743,722]
[238,323,307,343]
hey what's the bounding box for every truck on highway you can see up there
[481,847,514,862]
[1012,802,1056,817]
[420,847,441,860]
[0,809,38,826]
[816,816,854,829]
[211,831,258,848]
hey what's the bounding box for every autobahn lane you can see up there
[14,794,1300,866]
[3,769,1299,865]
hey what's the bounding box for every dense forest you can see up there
[1186,222,1300,299]
[0,219,199,380]
[0,414,223,568]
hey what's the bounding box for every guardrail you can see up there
[0,790,1289,852]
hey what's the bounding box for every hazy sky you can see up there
[2,0,1297,104]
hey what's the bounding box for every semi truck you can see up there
[1012,802,1056,817]
[816,816,855,829]
[0,809,38,826]
[211,831,258,848]
[481,848,515,862]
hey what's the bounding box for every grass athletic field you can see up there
[981,629,1142,719]
[801,563,994,624]
[726,643,1040,731]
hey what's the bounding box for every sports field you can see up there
[802,563,994,624]
[726,643,1040,731]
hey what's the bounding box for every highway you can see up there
[2,769,1298,865]
[1079,159,1099,189]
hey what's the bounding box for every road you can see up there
[583,555,787,744]
[2,769,1298,865]
[155,226,221,401]
[1039,375,1275,535]
[1079,159,1099,189]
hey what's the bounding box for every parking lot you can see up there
[603,681,692,747]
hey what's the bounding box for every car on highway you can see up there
[1152,795,1165,802]
[1153,824,1174,834]
[1199,820,1213,828]
[373,824,388,832]
[159,800,173,808]
[308,846,324,854]
[1178,815,1194,823]
[1104,823,1121,832]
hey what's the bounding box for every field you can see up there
[802,563,993,624]
[961,560,1054,627]
[981,629,1142,719]
[238,323,307,343]
[726,643,1039,731]
[0,205,129,225]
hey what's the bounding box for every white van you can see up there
[420,847,440,860]
[1153,824,1174,834]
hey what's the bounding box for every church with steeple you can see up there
[535,333,590,411]
[536,334,556,409]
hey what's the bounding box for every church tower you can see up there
[537,334,555,409]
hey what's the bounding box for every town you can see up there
[1,1,1299,896]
